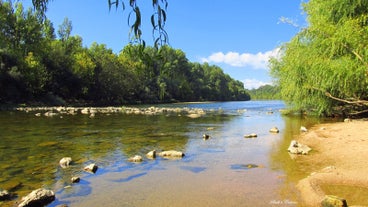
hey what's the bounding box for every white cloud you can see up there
[243,79,271,90]
[201,48,280,69]
[278,16,299,28]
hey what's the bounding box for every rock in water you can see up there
[81,108,89,114]
[321,195,347,207]
[187,113,201,118]
[18,188,55,207]
[158,150,185,158]
[269,127,279,133]
[71,176,80,183]
[287,140,312,155]
[128,155,143,162]
[0,189,10,201]
[59,157,72,168]
[300,126,308,132]
[146,150,156,159]
[84,163,98,173]
[244,133,257,138]
[203,134,210,140]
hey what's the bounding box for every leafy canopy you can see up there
[270,0,368,116]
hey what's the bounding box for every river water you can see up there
[0,101,326,206]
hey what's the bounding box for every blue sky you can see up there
[31,0,307,89]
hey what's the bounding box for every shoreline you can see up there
[0,105,230,118]
[294,119,368,206]
[0,101,224,111]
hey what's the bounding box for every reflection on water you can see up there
[0,101,324,206]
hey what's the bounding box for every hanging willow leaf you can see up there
[108,0,125,11]
[129,0,135,7]
[152,0,158,7]
[151,15,156,29]
[133,6,141,38]
[157,5,162,28]
[29,0,169,48]
[161,9,166,22]
[31,0,49,20]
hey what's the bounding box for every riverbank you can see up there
[295,119,368,206]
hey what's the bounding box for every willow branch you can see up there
[324,91,368,106]
[348,108,368,115]
[342,43,368,70]
[311,87,368,106]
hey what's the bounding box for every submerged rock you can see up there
[244,133,257,138]
[321,195,347,207]
[44,111,58,117]
[203,134,210,140]
[128,155,143,162]
[158,150,185,158]
[187,113,201,119]
[84,163,98,173]
[269,127,280,133]
[18,188,55,207]
[287,140,312,155]
[231,164,259,170]
[59,157,72,168]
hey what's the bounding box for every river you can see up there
[0,101,326,206]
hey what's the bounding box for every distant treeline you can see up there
[0,2,250,105]
[248,85,280,100]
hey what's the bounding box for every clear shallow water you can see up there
[0,101,324,206]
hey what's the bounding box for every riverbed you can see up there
[0,101,325,206]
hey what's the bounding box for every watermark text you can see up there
[269,199,297,205]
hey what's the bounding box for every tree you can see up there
[1,1,52,102]
[270,0,368,116]
[154,46,192,101]
[88,42,137,104]
[57,17,72,42]
[23,51,49,96]
[248,84,280,100]
[1,1,250,105]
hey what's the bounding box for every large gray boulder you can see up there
[287,140,312,155]
[18,188,55,207]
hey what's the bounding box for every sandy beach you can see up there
[294,119,368,206]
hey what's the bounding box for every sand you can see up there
[295,119,368,206]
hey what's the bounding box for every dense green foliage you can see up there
[270,0,368,116]
[0,1,249,105]
[248,85,280,100]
